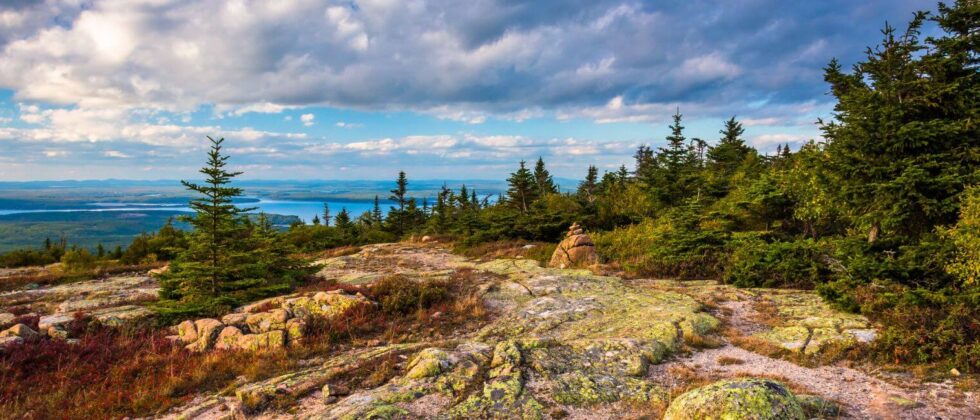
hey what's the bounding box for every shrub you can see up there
[722,234,829,288]
[60,248,97,273]
[369,275,450,315]
[594,208,728,278]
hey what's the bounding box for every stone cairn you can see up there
[548,223,598,269]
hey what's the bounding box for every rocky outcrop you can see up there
[664,378,806,420]
[172,290,372,353]
[548,223,598,269]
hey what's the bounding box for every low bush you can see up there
[722,234,829,288]
[369,275,450,315]
[594,210,728,278]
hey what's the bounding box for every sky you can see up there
[0,0,937,181]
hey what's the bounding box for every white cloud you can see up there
[301,113,315,127]
[335,121,362,128]
[103,150,130,158]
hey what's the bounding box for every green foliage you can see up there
[506,160,538,213]
[942,186,980,286]
[594,206,728,278]
[723,234,829,288]
[822,8,980,242]
[369,275,450,315]
[61,247,97,273]
[156,137,312,320]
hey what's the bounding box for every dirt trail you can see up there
[652,290,979,420]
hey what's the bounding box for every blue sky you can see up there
[0,0,936,181]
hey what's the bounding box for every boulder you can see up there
[0,336,23,349]
[245,309,290,333]
[0,323,38,339]
[148,264,169,277]
[285,318,306,345]
[176,320,198,343]
[0,312,15,327]
[214,326,245,351]
[237,330,286,351]
[221,313,249,330]
[405,348,451,379]
[185,318,224,352]
[663,378,805,420]
[548,223,598,269]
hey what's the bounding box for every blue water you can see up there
[0,198,389,225]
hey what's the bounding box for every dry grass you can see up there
[717,356,745,365]
[455,240,557,265]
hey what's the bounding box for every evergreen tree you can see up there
[823,10,980,241]
[96,243,106,259]
[388,171,409,233]
[156,137,304,318]
[312,214,321,225]
[708,117,751,172]
[533,157,558,195]
[507,160,538,213]
[334,207,352,231]
[372,195,383,224]
[390,171,408,211]
[322,203,331,226]
[578,165,599,204]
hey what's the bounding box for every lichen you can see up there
[663,378,806,420]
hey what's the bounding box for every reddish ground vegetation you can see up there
[0,268,490,419]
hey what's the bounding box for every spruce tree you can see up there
[578,165,599,204]
[533,157,558,195]
[372,195,383,223]
[312,214,321,225]
[322,203,331,226]
[156,137,304,318]
[334,207,352,231]
[507,160,538,213]
[707,117,751,173]
[823,9,980,241]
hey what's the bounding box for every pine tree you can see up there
[533,157,558,195]
[312,214,321,225]
[507,160,538,213]
[578,165,599,204]
[96,243,106,259]
[322,203,331,226]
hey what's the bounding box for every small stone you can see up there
[47,326,70,340]
[950,368,961,377]
[0,323,38,339]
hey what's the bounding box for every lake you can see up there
[0,198,392,225]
